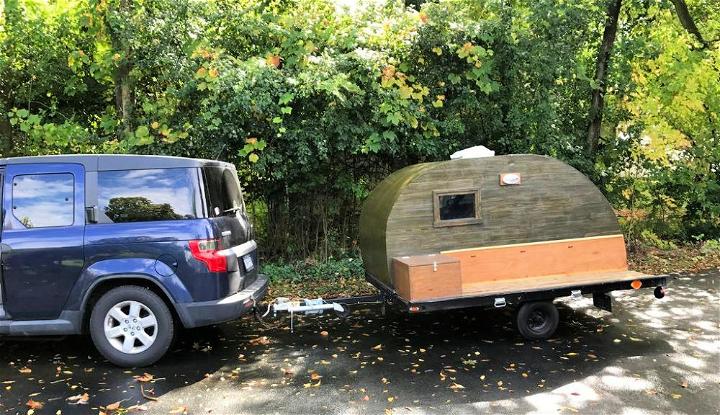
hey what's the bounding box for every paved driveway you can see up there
[1,269,718,414]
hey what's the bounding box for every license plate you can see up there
[242,255,254,271]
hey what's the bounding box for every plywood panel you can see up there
[440,235,628,289]
[392,255,462,301]
[461,270,645,298]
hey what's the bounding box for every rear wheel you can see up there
[89,286,174,367]
[516,301,559,340]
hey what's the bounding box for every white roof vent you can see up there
[450,145,495,160]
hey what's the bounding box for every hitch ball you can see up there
[654,286,666,299]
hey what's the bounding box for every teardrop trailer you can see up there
[265,154,667,339]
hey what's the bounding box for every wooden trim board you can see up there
[461,270,646,298]
[441,234,628,288]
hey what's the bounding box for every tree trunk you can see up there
[109,0,134,137]
[587,0,622,154]
[669,0,707,48]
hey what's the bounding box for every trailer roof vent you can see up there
[450,145,495,160]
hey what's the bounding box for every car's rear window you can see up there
[97,168,200,223]
[202,167,244,216]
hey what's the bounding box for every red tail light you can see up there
[189,239,227,272]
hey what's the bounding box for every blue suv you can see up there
[0,155,268,366]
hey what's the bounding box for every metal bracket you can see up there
[494,297,506,308]
[593,292,612,312]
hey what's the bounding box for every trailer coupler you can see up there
[255,295,383,332]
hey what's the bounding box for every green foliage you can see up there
[1,0,718,259]
[262,257,365,283]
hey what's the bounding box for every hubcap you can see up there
[527,310,548,332]
[104,300,158,354]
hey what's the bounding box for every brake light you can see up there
[189,239,227,272]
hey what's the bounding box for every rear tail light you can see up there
[189,239,227,272]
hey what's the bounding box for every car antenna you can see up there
[213,143,227,161]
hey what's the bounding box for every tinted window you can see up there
[438,193,476,221]
[203,167,244,216]
[98,168,199,223]
[13,173,74,228]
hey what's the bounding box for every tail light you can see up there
[189,239,227,272]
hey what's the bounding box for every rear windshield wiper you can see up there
[222,207,243,215]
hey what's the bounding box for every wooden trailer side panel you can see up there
[359,163,436,287]
[441,234,628,289]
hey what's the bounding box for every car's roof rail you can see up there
[0,154,235,171]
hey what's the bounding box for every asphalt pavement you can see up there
[1,269,718,414]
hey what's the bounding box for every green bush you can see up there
[1,0,718,259]
[262,257,365,283]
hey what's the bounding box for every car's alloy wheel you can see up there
[90,286,174,367]
[104,300,158,354]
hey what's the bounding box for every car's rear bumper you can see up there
[176,274,268,328]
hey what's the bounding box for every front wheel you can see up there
[516,301,559,340]
[89,286,175,367]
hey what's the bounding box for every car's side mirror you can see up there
[85,206,97,224]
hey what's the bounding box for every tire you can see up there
[89,286,174,367]
[516,301,559,340]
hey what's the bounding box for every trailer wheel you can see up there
[516,301,559,340]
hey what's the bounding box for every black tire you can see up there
[89,286,174,367]
[516,301,559,340]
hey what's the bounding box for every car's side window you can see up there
[12,173,75,228]
[97,168,199,223]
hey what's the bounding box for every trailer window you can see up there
[433,189,481,227]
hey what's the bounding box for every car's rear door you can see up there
[0,163,85,320]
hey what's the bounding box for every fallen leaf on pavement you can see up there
[105,401,122,411]
[134,373,155,383]
[371,344,383,351]
[169,405,188,414]
[26,399,43,410]
[66,393,89,404]
[249,336,271,346]
[19,367,32,374]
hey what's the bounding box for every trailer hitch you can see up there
[254,295,383,332]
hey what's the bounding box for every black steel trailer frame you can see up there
[259,273,668,338]
[361,272,668,314]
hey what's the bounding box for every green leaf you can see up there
[135,125,150,138]
[279,93,294,105]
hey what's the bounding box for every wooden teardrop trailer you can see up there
[359,154,667,339]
